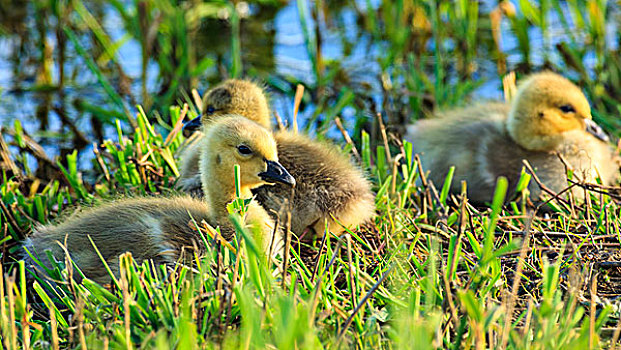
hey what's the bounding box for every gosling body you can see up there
[254,131,376,236]
[23,197,211,283]
[24,116,294,284]
[178,79,375,237]
[406,72,618,203]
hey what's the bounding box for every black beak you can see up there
[182,115,202,137]
[585,119,609,142]
[259,160,296,187]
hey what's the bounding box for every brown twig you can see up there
[375,113,392,164]
[500,231,617,240]
[500,211,534,349]
[311,228,329,283]
[346,234,357,311]
[0,199,24,239]
[502,71,517,102]
[92,143,111,183]
[390,154,403,196]
[522,159,573,208]
[334,117,361,161]
[281,188,294,291]
[566,180,621,201]
[2,127,57,170]
[0,130,23,179]
[441,258,459,335]
[292,84,304,134]
[164,103,189,146]
[274,110,286,131]
[191,88,203,112]
[225,239,244,331]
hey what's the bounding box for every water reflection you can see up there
[0,0,286,175]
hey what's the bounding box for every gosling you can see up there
[178,79,375,237]
[23,116,295,284]
[178,79,271,195]
[405,71,619,204]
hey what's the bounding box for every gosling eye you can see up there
[205,105,216,115]
[559,104,576,114]
[237,145,253,156]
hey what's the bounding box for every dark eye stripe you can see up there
[206,105,216,115]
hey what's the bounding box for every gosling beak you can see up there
[259,160,296,187]
[182,115,202,137]
[584,119,609,142]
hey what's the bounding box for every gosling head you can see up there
[507,72,608,151]
[184,79,271,136]
[200,115,295,199]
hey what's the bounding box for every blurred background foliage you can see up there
[0,0,619,184]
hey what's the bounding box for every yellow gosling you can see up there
[177,79,375,237]
[254,131,375,237]
[23,116,294,284]
[178,79,272,194]
[405,72,619,204]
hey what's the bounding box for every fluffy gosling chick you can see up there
[179,79,375,237]
[253,131,376,237]
[405,72,618,204]
[185,78,272,134]
[23,116,295,284]
[178,79,271,195]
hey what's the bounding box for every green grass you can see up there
[2,97,621,348]
[1,0,621,348]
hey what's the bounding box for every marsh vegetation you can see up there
[1,0,621,348]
